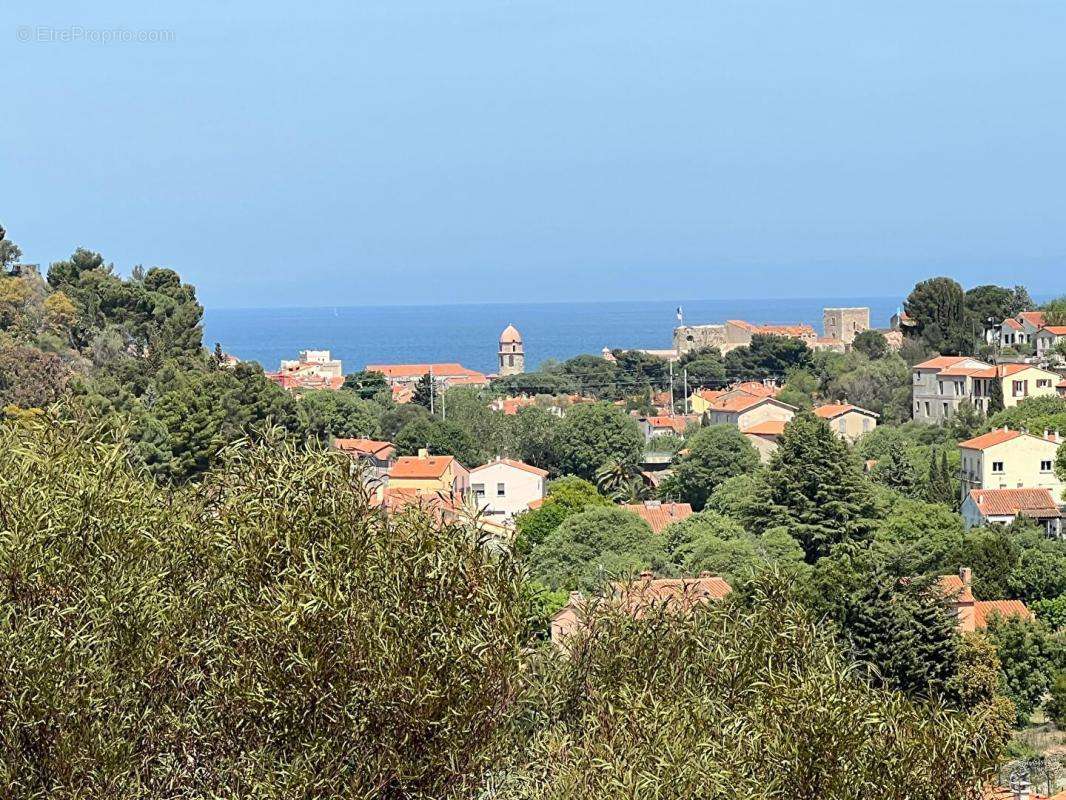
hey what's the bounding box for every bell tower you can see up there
[498,324,524,376]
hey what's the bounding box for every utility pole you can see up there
[683,367,689,415]
[668,359,675,414]
[429,365,435,415]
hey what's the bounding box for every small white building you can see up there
[470,458,548,521]
[962,488,1063,537]
[1035,325,1066,358]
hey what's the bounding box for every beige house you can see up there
[705,394,796,430]
[387,450,471,497]
[741,419,787,462]
[958,428,1062,500]
[470,458,547,521]
[911,357,1060,423]
[813,403,878,443]
[937,567,1032,633]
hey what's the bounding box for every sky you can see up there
[3,0,1065,309]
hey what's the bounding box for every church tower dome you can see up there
[498,324,524,376]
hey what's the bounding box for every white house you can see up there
[470,458,548,521]
[1036,325,1066,359]
[962,488,1063,537]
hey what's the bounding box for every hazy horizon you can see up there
[5,1,1065,307]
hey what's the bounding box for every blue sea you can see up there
[203,297,904,376]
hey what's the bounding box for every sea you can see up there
[203,296,904,376]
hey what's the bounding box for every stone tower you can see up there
[823,307,870,345]
[498,324,524,376]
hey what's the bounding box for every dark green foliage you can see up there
[297,389,381,440]
[553,402,644,481]
[664,512,805,584]
[394,416,480,466]
[844,574,964,699]
[852,329,889,359]
[677,346,726,387]
[661,425,760,510]
[984,615,1064,725]
[1032,596,1066,631]
[987,373,1005,414]
[379,402,431,439]
[0,416,530,797]
[925,449,955,506]
[1047,672,1066,728]
[947,527,1066,604]
[987,396,1066,442]
[341,369,390,400]
[964,285,1033,327]
[411,372,434,409]
[872,438,920,497]
[508,405,561,471]
[758,413,878,562]
[437,385,511,463]
[526,506,664,591]
[514,475,609,554]
[608,350,669,393]
[904,276,974,355]
[873,497,965,576]
[723,334,812,380]
[1042,295,1066,326]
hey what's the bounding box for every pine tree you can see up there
[876,438,919,497]
[760,412,878,563]
[412,372,434,410]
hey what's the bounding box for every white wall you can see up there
[470,462,546,521]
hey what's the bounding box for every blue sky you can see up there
[3,0,1064,308]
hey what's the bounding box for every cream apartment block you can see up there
[912,356,1060,423]
[813,403,878,443]
[705,394,797,429]
[958,428,1063,502]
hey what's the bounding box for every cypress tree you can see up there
[876,438,919,497]
[760,412,878,563]
[987,372,1005,414]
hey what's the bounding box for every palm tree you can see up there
[596,459,649,502]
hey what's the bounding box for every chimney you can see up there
[639,570,654,580]
[417,448,429,459]
[698,571,713,578]
[959,567,972,586]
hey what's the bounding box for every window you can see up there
[496,482,506,497]
[472,483,485,498]
[992,461,1004,473]
[1012,380,1026,398]
[943,402,949,417]
[924,401,930,416]
[508,355,514,366]
[1037,379,1051,388]
[863,418,871,431]
[1041,460,1053,472]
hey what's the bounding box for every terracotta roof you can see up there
[813,403,878,419]
[1002,318,1024,331]
[471,457,549,478]
[1019,310,1046,327]
[365,363,487,381]
[710,393,778,413]
[974,600,1033,628]
[643,416,690,434]
[332,438,395,459]
[1041,325,1066,335]
[968,488,1060,517]
[939,365,989,377]
[913,355,971,370]
[958,429,1024,450]
[527,497,545,510]
[730,381,779,397]
[742,420,787,436]
[499,324,522,343]
[622,501,693,533]
[390,454,456,479]
[613,573,733,612]
[697,389,726,403]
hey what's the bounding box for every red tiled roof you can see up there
[913,355,970,370]
[390,454,456,479]
[968,488,1059,517]
[1041,325,1066,335]
[974,600,1033,629]
[742,420,787,436]
[697,389,726,403]
[710,394,770,413]
[958,429,1024,450]
[471,457,549,478]
[622,501,693,533]
[813,403,878,419]
[332,438,395,459]
[1019,310,1046,327]
[969,363,1038,379]
[1002,318,1024,331]
[614,573,733,611]
[366,363,487,381]
[731,381,779,397]
[644,416,690,434]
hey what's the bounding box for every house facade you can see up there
[741,420,786,462]
[332,438,396,478]
[958,428,1062,499]
[813,403,878,443]
[1035,326,1066,358]
[705,395,797,429]
[961,488,1063,537]
[996,311,1045,349]
[365,362,489,390]
[938,567,1032,632]
[469,458,547,521]
[911,357,1059,423]
[387,450,470,497]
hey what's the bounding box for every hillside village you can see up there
[2,225,1066,796]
